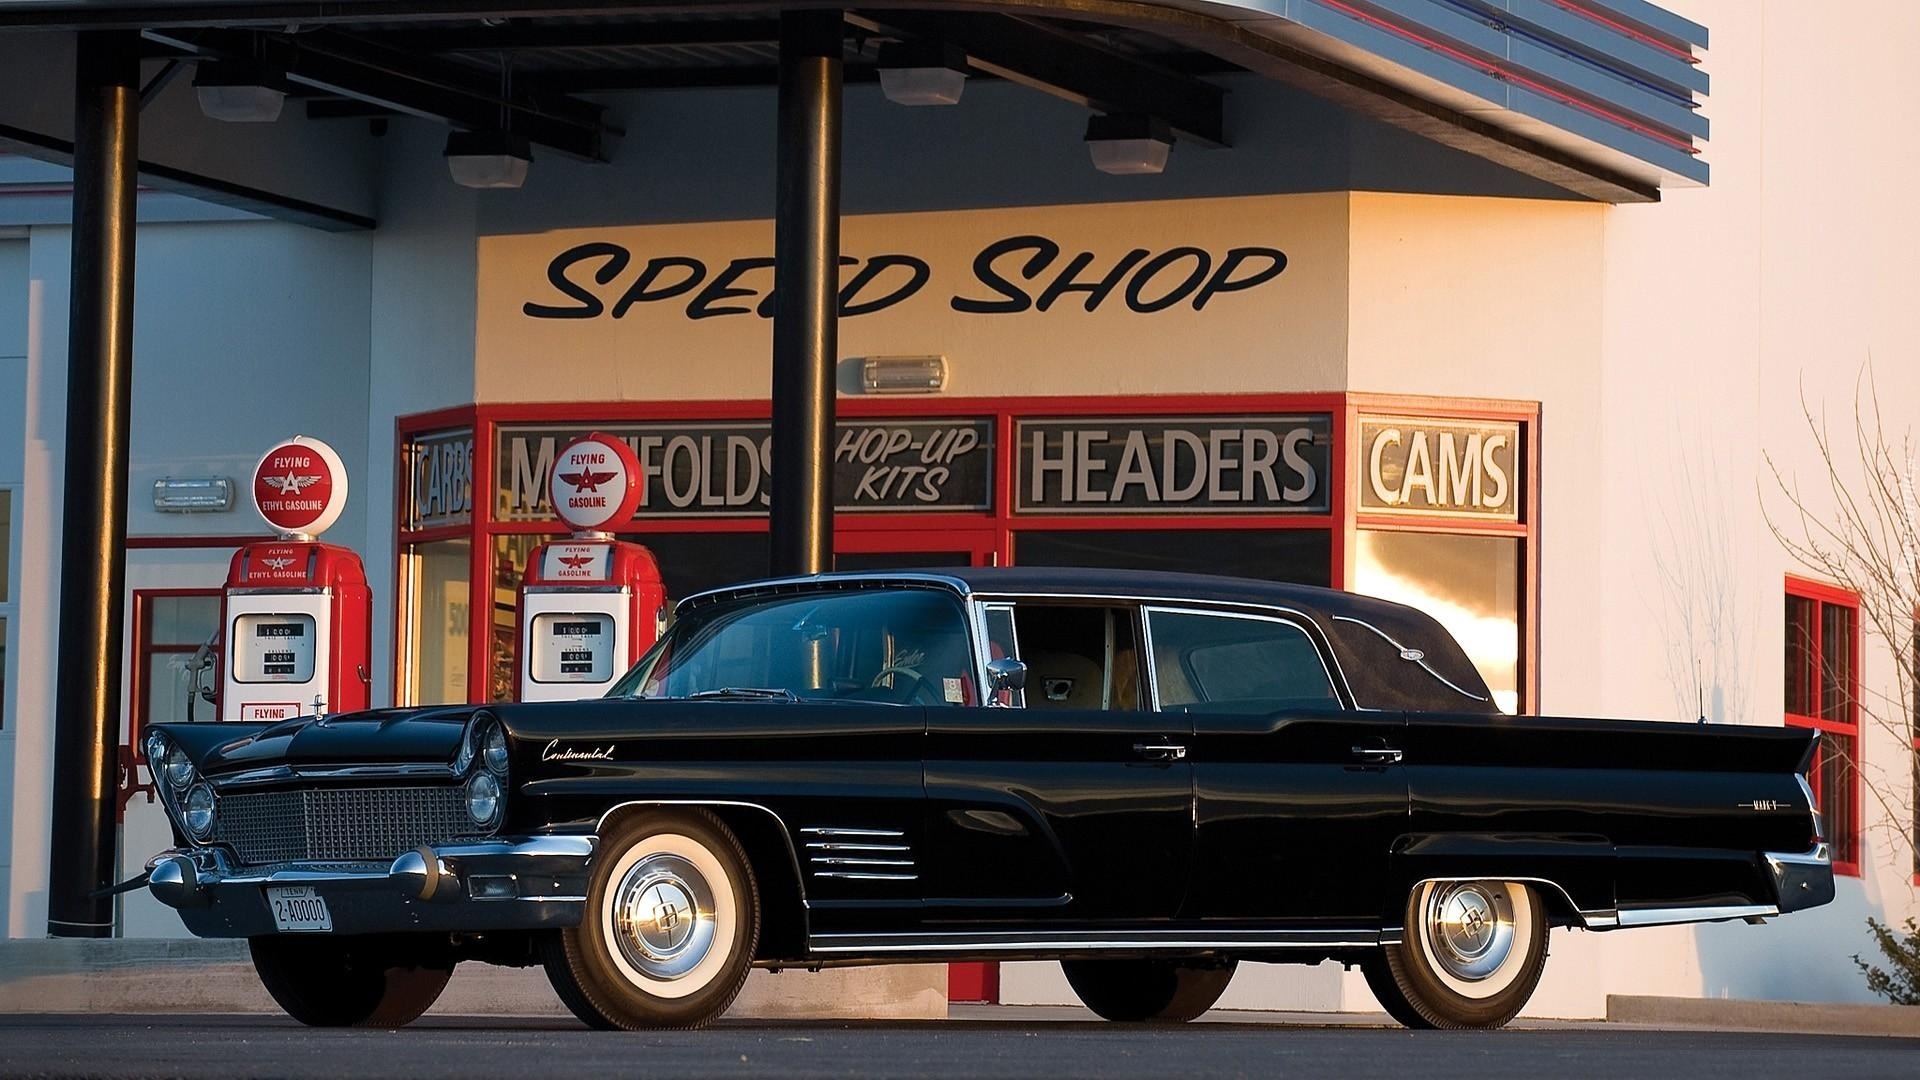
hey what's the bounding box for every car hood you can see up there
[158,706,476,778]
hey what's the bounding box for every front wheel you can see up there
[1363,880,1548,1030]
[250,934,454,1027]
[543,809,759,1030]
[1061,958,1236,1022]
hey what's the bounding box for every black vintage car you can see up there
[144,568,1834,1031]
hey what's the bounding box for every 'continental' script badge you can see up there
[542,739,616,762]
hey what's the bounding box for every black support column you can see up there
[768,9,843,577]
[47,31,140,938]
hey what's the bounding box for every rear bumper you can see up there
[147,836,594,938]
[1766,842,1836,914]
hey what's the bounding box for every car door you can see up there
[1152,605,1408,923]
[921,600,1195,922]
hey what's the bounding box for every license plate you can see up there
[266,886,333,932]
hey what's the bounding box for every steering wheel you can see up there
[868,662,946,705]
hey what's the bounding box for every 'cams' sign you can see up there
[1016,416,1331,514]
[1359,416,1520,521]
[498,419,992,521]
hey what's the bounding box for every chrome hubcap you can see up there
[611,853,718,982]
[1426,883,1516,982]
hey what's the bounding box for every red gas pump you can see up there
[517,432,667,702]
[220,436,371,721]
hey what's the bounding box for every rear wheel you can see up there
[1365,880,1548,1030]
[1061,958,1236,1022]
[543,809,759,1030]
[249,934,454,1027]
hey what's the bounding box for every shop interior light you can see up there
[862,356,948,394]
[877,41,969,106]
[152,477,236,514]
[1084,114,1174,176]
[192,60,287,123]
[445,130,533,189]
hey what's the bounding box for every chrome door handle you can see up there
[1134,743,1188,761]
[1351,746,1403,764]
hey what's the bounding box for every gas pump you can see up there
[220,435,372,722]
[517,432,666,702]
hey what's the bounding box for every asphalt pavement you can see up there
[0,1013,1913,1080]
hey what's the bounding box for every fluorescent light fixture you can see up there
[192,61,286,123]
[1085,114,1173,176]
[862,356,948,394]
[445,130,533,189]
[877,41,968,106]
[153,477,236,513]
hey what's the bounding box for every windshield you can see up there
[609,588,979,706]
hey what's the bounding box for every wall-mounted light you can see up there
[153,477,236,514]
[878,41,968,106]
[862,356,948,394]
[445,130,532,189]
[193,60,286,123]
[1085,114,1173,176]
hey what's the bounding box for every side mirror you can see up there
[986,657,1027,694]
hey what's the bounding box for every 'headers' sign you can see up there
[1016,416,1331,514]
[1359,416,1520,521]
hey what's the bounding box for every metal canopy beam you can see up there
[848,9,1226,148]
[142,26,612,159]
[357,18,786,55]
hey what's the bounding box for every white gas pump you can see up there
[220,436,371,722]
[517,432,666,702]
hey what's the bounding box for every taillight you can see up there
[1797,773,1824,846]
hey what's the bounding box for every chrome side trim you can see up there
[805,842,908,852]
[1615,904,1779,928]
[1407,875,1617,929]
[809,929,1380,954]
[800,827,903,838]
[812,872,920,881]
[809,857,913,867]
[593,799,807,904]
[1332,615,1490,703]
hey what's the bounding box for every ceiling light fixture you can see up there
[445,129,532,189]
[877,41,969,106]
[1084,114,1174,176]
[193,60,286,123]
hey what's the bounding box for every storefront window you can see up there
[406,538,471,705]
[1015,529,1331,587]
[1354,530,1519,714]
[135,592,221,741]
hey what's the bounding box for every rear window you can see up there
[1147,609,1338,713]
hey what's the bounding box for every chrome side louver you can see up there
[800,827,917,881]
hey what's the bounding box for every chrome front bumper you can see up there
[147,836,595,938]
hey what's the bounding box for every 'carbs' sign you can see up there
[1359,416,1520,521]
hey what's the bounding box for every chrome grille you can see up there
[213,784,474,866]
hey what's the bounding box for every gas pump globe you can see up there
[219,436,372,721]
[517,432,667,702]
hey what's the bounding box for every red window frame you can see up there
[1784,575,1862,877]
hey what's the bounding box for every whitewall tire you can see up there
[1363,880,1548,1030]
[543,809,759,1029]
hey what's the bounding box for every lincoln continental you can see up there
[142,568,1834,1030]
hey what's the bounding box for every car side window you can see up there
[1146,609,1339,713]
[1008,604,1140,711]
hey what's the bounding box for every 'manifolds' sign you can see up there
[1016,416,1331,514]
[497,419,992,521]
[1359,416,1520,520]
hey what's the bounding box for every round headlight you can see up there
[465,772,501,828]
[162,746,195,791]
[183,783,216,840]
[483,725,509,775]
